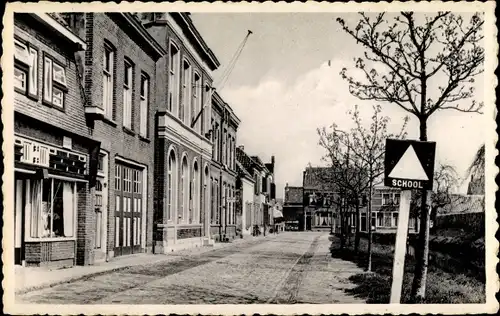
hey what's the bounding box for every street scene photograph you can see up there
[3,1,497,315]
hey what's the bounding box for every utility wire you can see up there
[191,30,252,128]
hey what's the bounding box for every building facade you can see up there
[137,12,220,252]
[235,147,276,235]
[209,92,240,241]
[283,184,304,231]
[235,160,256,237]
[61,13,166,261]
[303,167,340,232]
[13,13,100,267]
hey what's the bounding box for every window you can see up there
[392,213,399,227]
[168,43,180,113]
[382,193,391,205]
[191,161,199,224]
[179,156,188,224]
[14,67,27,92]
[394,193,400,205]
[14,40,38,97]
[167,150,177,221]
[181,60,191,124]
[103,45,114,119]
[193,72,202,133]
[14,39,38,96]
[140,74,149,137]
[204,83,211,136]
[211,178,215,224]
[223,129,228,165]
[123,60,133,129]
[29,179,75,239]
[43,55,67,108]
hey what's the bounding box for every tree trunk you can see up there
[354,194,360,253]
[367,174,373,272]
[411,117,431,302]
[339,201,345,249]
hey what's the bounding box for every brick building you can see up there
[61,13,166,261]
[209,91,240,241]
[283,184,304,231]
[236,147,276,235]
[137,13,220,252]
[303,167,340,232]
[13,13,100,267]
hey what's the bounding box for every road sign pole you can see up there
[390,189,412,303]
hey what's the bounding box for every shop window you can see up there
[29,179,75,239]
[43,54,67,109]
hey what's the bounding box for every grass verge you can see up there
[330,236,485,304]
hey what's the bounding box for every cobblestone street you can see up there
[17,232,365,304]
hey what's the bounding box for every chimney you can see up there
[271,155,275,165]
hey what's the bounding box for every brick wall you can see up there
[83,13,158,255]
[76,182,95,265]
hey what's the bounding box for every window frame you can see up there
[139,72,150,138]
[181,58,192,124]
[25,178,77,241]
[192,71,202,133]
[168,41,180,115]
[14,38,39,99]
[103,42,115,121]
[42,52,68,110]
[123,58,134,130]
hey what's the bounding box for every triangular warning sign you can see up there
[388,145,429,180]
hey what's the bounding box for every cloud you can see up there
[221,59,484,197]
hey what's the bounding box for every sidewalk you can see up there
[15,234,276,295]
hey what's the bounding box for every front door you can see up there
[114,163,143,256]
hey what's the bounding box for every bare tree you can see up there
[318,104,407,270]
[337,12,484,300]
[466,144,485,195]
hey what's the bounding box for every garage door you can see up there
[114,163,143,256]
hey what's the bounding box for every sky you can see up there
[190,12,485,198]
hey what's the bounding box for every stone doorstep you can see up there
[15,234,278,295]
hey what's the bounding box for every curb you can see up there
[15,234,277,295]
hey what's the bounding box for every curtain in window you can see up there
[30,180,41,238]
[63,182,74,237]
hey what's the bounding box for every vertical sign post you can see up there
[384,139,436,303]
[389,189,411,303]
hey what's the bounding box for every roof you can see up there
[303,167,338,191]
[236,160,254,182]
[212,91,240,127]
[251,156,270,173]
[174,13,220,70]
[284,186,303,205]
[111,13,167,60]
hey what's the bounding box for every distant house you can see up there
[283,184,304,231]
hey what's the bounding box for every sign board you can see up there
[384,139,436,190]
